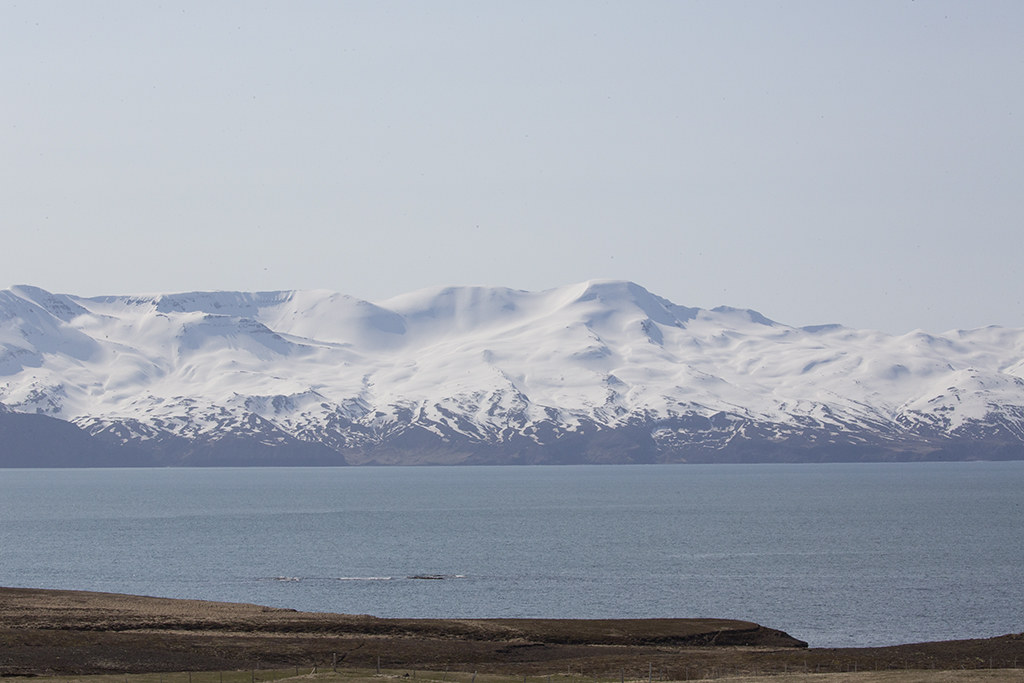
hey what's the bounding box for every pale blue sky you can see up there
[3,1,1022,333]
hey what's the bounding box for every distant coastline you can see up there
[3,405,1023,468]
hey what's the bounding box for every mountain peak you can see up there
[6,285,90,323]
[2,282,1023,465]
[570,279,652,300]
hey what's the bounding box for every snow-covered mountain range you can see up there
[2,281,1024,466]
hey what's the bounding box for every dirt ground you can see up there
[1,588,1021,680]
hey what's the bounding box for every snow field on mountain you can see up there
[2,280,1024,454]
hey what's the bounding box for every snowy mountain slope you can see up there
[2,280,1023,465]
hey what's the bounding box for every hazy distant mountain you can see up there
[2,281,1023,466]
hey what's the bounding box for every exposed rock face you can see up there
[2,281,1024,466]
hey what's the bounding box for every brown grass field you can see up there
[1,588,1021,682]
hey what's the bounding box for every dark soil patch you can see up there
[0,588,1021,678]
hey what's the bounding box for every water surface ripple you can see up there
[1,462,1021,648]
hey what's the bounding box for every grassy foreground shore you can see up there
[1,588,1021,681]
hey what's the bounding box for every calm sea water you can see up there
[0,463,1021,648]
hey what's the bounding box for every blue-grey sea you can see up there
[0,462,1021,649]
